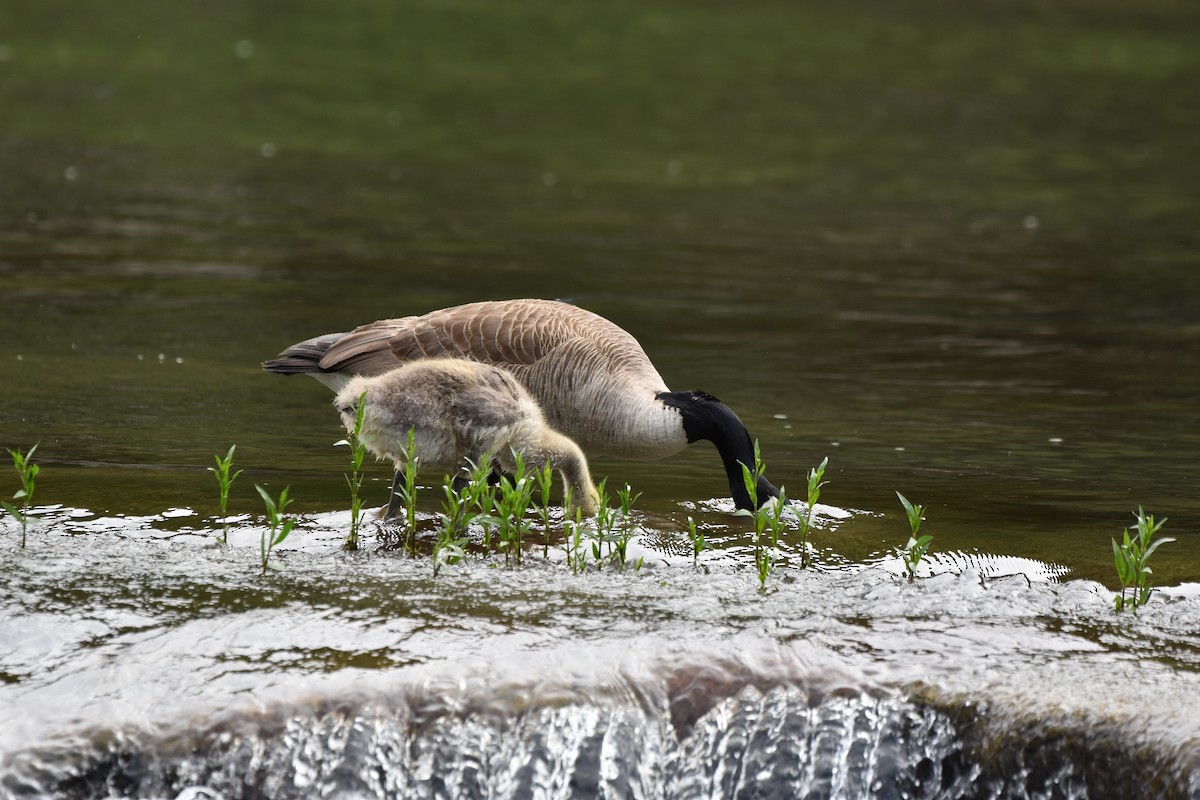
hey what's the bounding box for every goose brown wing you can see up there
[316,299,667,392]
[315,319,407,376]
[387,299,573,366]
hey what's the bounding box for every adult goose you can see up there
[263,298,782,511]
[336,358,600,515]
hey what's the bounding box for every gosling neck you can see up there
[657,390,780,511]
[539,429,600,516]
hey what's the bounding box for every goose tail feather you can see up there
[261,333,348,375]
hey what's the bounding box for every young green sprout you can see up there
[1112,506,1174,613]
[614,482,642,571]
[558,485,587,573]
[564,497,585,575]
[534,460,555,558]
[334,392,369,552]
[590,478,616,569]
[437,472,472,543]
[493,452,534,565]
[432,474,469,577]
[737,441,773,590]
[2,443,40,549]
[795,457,829,568]
[255,484,297,574]
[432,534,467,578]
[687,515,709,569]
[395,429,421,557]
[466,454,501,552]
[897,491,932,581]
[208,445,242,546]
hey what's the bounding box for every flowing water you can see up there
[2,0,1199,797]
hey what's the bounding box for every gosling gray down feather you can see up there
[336,358,600,515]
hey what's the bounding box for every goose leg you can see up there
[384,469,404,520]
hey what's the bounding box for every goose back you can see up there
[280,299,686,460]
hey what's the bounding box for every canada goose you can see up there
[335,359,601,515]
[264,298,782,511]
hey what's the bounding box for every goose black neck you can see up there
[658,390,780,511]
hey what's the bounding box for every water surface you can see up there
[2,0,1199,796]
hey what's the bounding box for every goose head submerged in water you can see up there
[654,389,780,511]
[335,359,601,516]
[265,298,782,512]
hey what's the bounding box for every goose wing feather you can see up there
[317,322,404,376]
[391,300,668,384]
[391,300,567,366]
[317,299,667,383]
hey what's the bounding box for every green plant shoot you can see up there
[534,460,555,558]
[493,451,534,565]
[2,443,39,548]
[614,482,642,571]
[897,491,932,581]
[1112,506,1174,613]
[687,515,709,569]
[589,478,616,569]
[737,441,774,590]
[255,484,297,574]
[396,428,421,557]
[208,444,242,546]
[334,391,368,552]
[794,457,829,568]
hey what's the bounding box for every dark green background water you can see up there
[2,0,1198,583]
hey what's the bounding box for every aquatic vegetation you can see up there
[1112,506,1174,613]
[794,457,829,568]
[687,515,709,569]
[208,445,242,546]
[766,486,788,548]
[563,495,587,575]
[432,532,467,578]
[255,484,297,574]
[465,455,501,550]
[431,473,472,579]
[737,441,776,590]
[493,453,535,566]
[533,460,555,558]
[614,482,642,571]
[897,492,933,581]
[334,392,369,552]
[436,473,473,545]
[2,443,39,548]
[433,456,495,572]
[394,429,421,558]
[589,478,617,568]
[737,448,834,581]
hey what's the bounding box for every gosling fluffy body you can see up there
[335,358,600,515]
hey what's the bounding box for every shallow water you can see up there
[3,0,1200,796]
[3,514,1199,798]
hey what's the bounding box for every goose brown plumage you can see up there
[264,298,781,511]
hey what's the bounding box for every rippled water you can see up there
[4,0,1200,796]
[3,510,1199,798]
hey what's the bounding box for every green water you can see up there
[2,0,1199,584]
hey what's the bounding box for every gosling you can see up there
[335,358,601,515]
